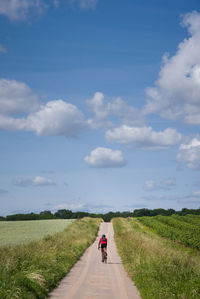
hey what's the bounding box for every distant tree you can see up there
[167,209,176,216]
[74,211,89,219]
[54,209,73,219]
[133,209,151,217]
[39,210,55,219]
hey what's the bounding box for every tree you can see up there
[54,209,73,219]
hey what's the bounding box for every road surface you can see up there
[49,222,141,299]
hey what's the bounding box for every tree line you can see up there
[0,208,200,222]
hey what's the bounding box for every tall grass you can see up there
[112,217,200,299]
[0,219,74,247]
[0,217,101,299]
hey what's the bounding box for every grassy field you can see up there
[0,219,74,247]
[0,217,101,299]
[113,217,200,299]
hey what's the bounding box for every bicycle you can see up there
[102,247,107,263]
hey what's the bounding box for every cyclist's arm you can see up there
[98,240,101,248]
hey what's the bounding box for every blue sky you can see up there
[1,0,200,216]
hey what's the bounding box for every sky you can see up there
[1,0,200,216]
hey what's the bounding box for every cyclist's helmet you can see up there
[102,234,106,238]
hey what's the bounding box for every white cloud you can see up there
[143,11,200,125]
[0,114,27,131]
[84,147,126,168]
[0,79,39,115]
[32,176,56,186]
[143,180,157,191]
[0,79,86,137]
[86,92,145,129]
[69,0,98,10]
[0,44,7,54]
[26,100,86,137]
[0,0,47,20]
[106,125,182,149]
[13,176,56,187]
[177,137,200,169]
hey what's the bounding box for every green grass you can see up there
[112,217,200,299]
[0,217,101,299]
[0,220,74,247]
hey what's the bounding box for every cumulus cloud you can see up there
[106,125,182,149]
[13,176,56,187]
[0,79,39,115]
[0,44,7,54]
[0,0,47,20]
[86,92,144,129]
[177,137,200,169]
[69,0,98,10]
[84,147,126,168]
[26,100,86,137]
[143,11,200,125]
[0,79,86,137]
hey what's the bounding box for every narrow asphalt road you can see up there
[49,222,141,299]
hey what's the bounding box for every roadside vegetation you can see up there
[0,217,101,299]
[113,217,200,299]
[0,219,74,247]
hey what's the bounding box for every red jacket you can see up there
[100,237,107,245]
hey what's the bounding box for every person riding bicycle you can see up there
[98,234,107,262]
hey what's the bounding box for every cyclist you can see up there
[98,234,107,262]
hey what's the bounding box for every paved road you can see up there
[49,222,141,299]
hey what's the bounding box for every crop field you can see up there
[138,214,200,250]
[0,219,74,247]
[113,216,200,299]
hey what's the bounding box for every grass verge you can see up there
[112,217,200,299]
[0,217,101,299]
